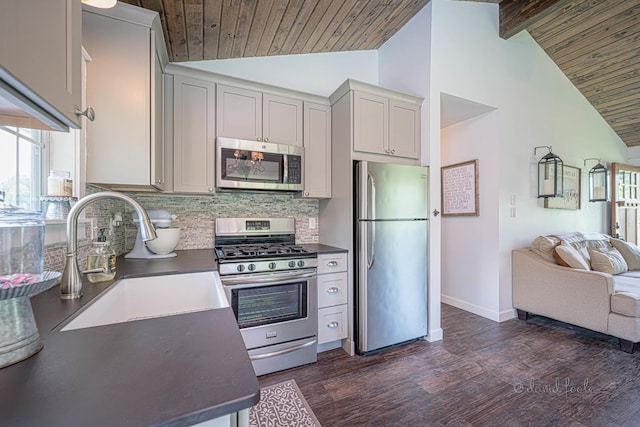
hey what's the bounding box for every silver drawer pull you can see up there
[327,287,339,294]
[327,261,339,267]
[327,321,339,329]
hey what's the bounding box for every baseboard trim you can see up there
[442,294,516,322]
[427,328,443,342]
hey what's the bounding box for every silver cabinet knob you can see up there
[257,137,262,141]
[327,287,339,294]
[75,106,95,121]
[327,261,338,267]
[327,321,339,329]
[208,188,214,192]
[264,138,269,142]
[391,149,396,154]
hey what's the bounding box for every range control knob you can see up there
[248,264,256,271]
[297,260,305,267]
[288,261,296,268]
[237,265,245,272]
[268,262,277,270]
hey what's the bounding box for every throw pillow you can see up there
[531,235,560,263]
[553,245,591,270]
[610,238,640,271]
[588,247,628,275]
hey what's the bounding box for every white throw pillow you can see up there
[553,245,591,270]
[588,247,628,275]
[531,235,560,263]
[610,238,640,271]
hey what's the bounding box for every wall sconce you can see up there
[535,146,563,198]
[584,158,608,202]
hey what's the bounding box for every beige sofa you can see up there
[512,232,640,353]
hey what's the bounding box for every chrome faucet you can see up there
[60,191,157,300]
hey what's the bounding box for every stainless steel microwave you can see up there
[216,137,304,192]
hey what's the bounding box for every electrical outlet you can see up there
[308,217,317,230]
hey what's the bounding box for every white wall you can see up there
[181,50,379,97]
[430,0,628,320]
[441,112,501,319]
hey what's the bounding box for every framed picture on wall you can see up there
[545,165,581,210]
[441,159,479,216]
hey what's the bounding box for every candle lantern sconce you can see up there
[535,146,563,198]
[584,158,608,202]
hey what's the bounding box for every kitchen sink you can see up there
[61,271,229,331]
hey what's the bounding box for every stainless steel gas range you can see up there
[215,218,318,376]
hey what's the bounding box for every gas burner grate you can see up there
[215,244,313,261]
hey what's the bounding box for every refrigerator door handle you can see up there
[368,171,376,220]
[367,170,376,269]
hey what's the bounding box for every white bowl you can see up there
[145,228,180,255]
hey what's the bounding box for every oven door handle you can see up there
[249,338,317,361]
[219,269,317,286]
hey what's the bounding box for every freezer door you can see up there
[358,161,428,220]
[357,219,428,353]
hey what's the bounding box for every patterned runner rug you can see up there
[249,379,321,427]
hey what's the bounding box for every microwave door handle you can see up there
[283,154,289,183]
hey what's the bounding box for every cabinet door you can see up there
[353,91,388,155]
[173,75,216,194]
[0,0,81,129]
[151,48,166,190]
[263,93,303,146]
[83,12,151,186]
[389,100,420,159]
[216,84,262,141]
[303,102,331,198]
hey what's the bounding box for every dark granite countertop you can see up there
[301,243,347,254]
[0,249,260,427]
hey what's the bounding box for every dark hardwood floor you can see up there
[259,304,640,426]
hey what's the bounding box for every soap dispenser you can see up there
[86,228,116,283]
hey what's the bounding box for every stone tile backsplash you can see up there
[44,185,320,273]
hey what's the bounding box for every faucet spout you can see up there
[60,191,157,300]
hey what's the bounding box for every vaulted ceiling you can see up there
[119,0,640,147]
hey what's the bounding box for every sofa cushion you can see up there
[553,245,591,270]
[531,235,561,263]
[610,238,640,271]
[588,247,628,275]
[555,232,611,263]
[612,275,640,317]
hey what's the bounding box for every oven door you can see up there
[221,269,317,350]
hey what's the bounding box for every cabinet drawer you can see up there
[318,305,348,344]
[317,253,347,274]
[317,272,348,308]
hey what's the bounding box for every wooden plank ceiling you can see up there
[120,0,429,62]
[120,0,640,147]
[501,0,640,147]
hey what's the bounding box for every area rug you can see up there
[249,379,321,427]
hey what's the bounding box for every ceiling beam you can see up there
[499,0,572,39]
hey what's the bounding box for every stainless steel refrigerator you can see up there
[355,161,428,354]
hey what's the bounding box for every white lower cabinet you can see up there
[317,253,348,345]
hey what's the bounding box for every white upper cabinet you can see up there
[389,99,420,159]
[332,79,423,161]
[216,84,303,146]
[0,0,82,131]
[172,75,216,194]
[82,3,168,191]
[353,91,389,156]
[303,102,331,199]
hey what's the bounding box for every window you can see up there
[0,126,45,211]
